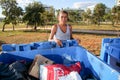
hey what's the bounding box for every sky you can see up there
[0,0,116,18]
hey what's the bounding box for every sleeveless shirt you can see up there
[54,24,70,40]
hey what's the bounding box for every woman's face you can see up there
[58,12,68,24]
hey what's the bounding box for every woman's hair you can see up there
[57,10,69,21]
[57,10,68,17]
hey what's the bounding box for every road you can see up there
[73,29,120,36]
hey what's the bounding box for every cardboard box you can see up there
[28,54,54,78]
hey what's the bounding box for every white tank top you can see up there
[54,24,70,40]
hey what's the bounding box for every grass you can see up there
[72,24,120,31]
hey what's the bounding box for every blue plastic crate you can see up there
[100,38,120,72]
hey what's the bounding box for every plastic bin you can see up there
[0,40,120,80]
[100,38,120,72]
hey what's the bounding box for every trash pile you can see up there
[0,61,36,80]
[0,54,82,80]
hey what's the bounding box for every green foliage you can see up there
[41,6,55,25]
[0,1,119,31]
[94,3,106,16]
[23,1,45,30]
[93,3,106,26]
[0,0,23,31]
[63,9,83,23]
[82,8,92,24]
[111,6,120,26]
[103,13,111,21]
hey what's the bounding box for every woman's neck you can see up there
[58,23,66,27]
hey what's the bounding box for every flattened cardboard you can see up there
[28,54,54,78]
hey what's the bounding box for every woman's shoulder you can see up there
[67,24,72,29]
[52,24,58,28]
[51,24,58,31]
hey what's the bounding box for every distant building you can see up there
[116,0,120,6]
[64,8,84,14]
[44,5,55,14]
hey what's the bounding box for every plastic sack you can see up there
[59,71,82,80]
[40,62,81,80]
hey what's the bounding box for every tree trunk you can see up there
[112,20,115,27]
[97,18,100,26]
[12,24,15,31]
[26,23,28,28]
[2,23,6,32]
[34,26,37,30]
[34,23,37,31]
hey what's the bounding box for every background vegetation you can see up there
[0,0,120,31]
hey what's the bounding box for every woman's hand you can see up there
[54,38,63,47]
[75,38,81,44]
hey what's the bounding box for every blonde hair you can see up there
[57,10,68,17]
[57,10,69,21]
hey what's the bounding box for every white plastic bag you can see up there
[40,62,82,80]
[59,71,82,80]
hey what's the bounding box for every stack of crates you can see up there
[100,38,120,72]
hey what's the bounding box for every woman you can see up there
[48,10,80,46]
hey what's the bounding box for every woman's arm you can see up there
[69,25,74,39]
[48,24,57,41]
[48,24,63,46]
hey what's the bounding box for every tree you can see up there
[23,1,45,30]
[64,9,82,23]
[85,8,92,24]
[82,11,88,22]
[0,0,23,31]
[42,6,55,25]
[103,8,111,24]
[111,6,120,26]
[94,3,106,26]
[103,13,111,24]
